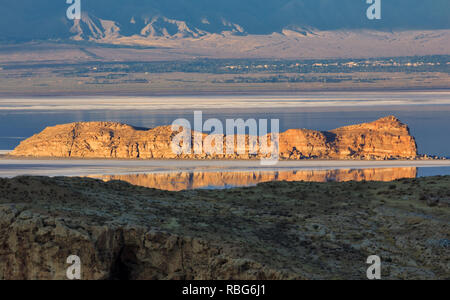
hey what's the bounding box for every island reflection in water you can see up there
[88,167,417,191]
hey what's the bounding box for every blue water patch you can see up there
[418,167,450,177]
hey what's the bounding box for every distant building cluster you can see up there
[219,56,448,73]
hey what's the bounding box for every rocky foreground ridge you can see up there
[0,176,448,280]
[11,116,418,160]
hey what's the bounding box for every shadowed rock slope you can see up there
[0,176,449,280]
[11,116,418,160]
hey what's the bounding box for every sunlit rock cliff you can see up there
[11,116,418,160]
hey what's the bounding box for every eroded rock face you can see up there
[0,177,289,280]
[10,116,418,160]
[0,176,449,280]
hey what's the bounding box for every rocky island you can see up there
[10,116,418,160]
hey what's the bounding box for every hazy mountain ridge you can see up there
[67,13,247,41]
[70,13,121,40]
[0,1,449,59]
[1,0,449,42]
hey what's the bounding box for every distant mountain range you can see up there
[0,1,449,59]
[1,0,449,42]
[68,14,246,41]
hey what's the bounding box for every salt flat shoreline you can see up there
[1,89,450,100]
[1,91,450,111]
[1,157,450,178]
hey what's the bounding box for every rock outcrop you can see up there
[10,116,418,160]
[0,176,448,280]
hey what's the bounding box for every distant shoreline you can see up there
[1,91,449,112]
[1,88,450,99]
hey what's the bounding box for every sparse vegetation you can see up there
[0,55,448,95]
[0,175,449,279]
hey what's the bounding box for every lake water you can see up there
[1,158,450,190]
[1,92,450,189]
[1,92,450,157]
[89,167,450,191]
[1,159,450,190]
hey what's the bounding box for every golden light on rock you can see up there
[89,167,418,191]
[11,116,418,160]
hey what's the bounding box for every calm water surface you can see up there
[89,167,450,191]
[1,93,449,158]
[1,106,450,157]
